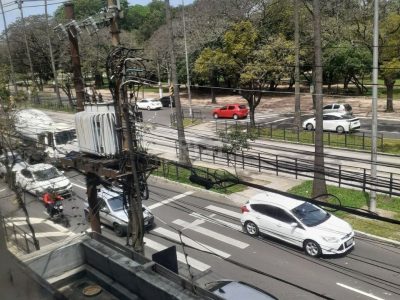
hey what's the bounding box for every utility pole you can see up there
[293,0,301,127]
[16,0,36,95]
[181,0,192,117]
[165,0,191,165]
[0,0,17,94]
[157,60,163,98]
[65,2,84,112]
[108,0,120,46]
[45,0,62,106]
[370,0,379,212]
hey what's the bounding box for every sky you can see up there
[0,0,194,32]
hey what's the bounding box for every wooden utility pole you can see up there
[108,0,120,46]
[165,0,191,165]
[311,0,327,198]
[65,2,84,112]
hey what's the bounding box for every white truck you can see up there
[13,109,79,163]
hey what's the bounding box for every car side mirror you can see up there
[290,222,298,227]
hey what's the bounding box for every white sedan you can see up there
[302,112,360,134]
[136,98,162,110]
[15,163,72,198]
[241,192,355,257]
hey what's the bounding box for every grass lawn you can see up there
[289,181,400,241]
[152,161,246,194]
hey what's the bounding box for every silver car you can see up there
[84,187,154,236]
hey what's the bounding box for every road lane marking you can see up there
[0,188,6,192]
[181,219,204,230]
[152,227,230,258]
[148,191,194,210]
[72,183,86,190]
[173,219,249,249]
[189,212,242,231]
[336,283,385,300]
[143,237,210,271]
[205,205,242,219]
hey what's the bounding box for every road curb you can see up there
[355,230,400,246]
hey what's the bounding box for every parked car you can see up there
[0,152,29,177]
[241,192,355,257]
[136,98,162,110]
[15,163,72,198]
[159,96,175,107]
[207,280,278,300]
[323,103,352,115]
[84,187,154,236]
[302,112,360,134]
[212,104,248,120]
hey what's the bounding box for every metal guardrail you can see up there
[175,141,400,197]
[1,216,37,254]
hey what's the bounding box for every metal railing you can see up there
[215,120,386,152]
[1,216,38,254]
[175,141,400,197]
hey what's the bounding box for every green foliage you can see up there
[0,65,10,102]
[219,128,256,153]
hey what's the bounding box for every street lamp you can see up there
[181,0,193,117]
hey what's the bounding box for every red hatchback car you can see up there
[212,104,248,120]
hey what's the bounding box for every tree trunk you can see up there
[94,73,103,88]
[211,86,216,104]
[293,0,301,128]
[250,105,256,128]
[312,0,327,198]
[385,79,394,112]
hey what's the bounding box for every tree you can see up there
[311,0,327,198]
[323,42,372,94]
[379,13,400,112]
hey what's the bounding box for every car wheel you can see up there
[304,239,322,257]
[244,221,259,236]
[233,114,238,120]
[336,126,345,134]
[306,123,314,131]
[147,106,151,111]
[213,113,219,119]
[113,223,125,237]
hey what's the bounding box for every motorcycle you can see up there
[41,192,68,226]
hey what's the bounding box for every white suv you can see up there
[241,192,354,257]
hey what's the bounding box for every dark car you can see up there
[159,96,175,107]
[207,280,278,300]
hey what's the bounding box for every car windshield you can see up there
[291,202,330,227]
[33,167,62,181]
[55,130,76,145]
[107,196,124,211]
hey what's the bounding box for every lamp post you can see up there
[181,0,192,117]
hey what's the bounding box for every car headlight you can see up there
[322,236,340,243]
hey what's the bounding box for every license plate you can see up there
[345,238,353,248]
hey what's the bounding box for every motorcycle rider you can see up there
[43,190,63,218]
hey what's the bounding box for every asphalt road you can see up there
[2,173,399,300]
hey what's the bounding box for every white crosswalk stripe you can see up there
[143,237,210,272]
[189,212,242,231]
[152,227,230,258]
[205,205,242,219]
[147,191,194,210]
[172,219,249,249]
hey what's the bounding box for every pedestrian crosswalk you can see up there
[142,203,248,273]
